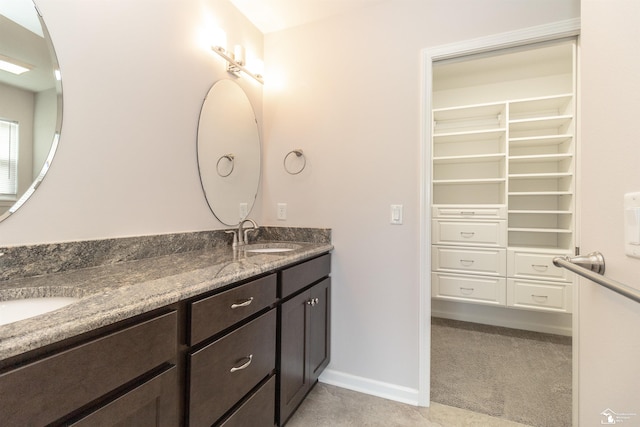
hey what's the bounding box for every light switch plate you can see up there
[391,204,403,225]
[624,192,640,258]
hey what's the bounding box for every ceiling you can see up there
[228,0,386,33]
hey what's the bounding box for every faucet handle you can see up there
[244,226,259,244]
[225,230,238,247]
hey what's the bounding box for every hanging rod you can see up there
[553,252,640,304]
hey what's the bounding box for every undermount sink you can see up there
[0,297,80,326]
[243,243,301,253]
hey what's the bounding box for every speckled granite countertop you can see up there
[0,236,332,363]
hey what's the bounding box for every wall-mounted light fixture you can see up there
[211,28,263,84]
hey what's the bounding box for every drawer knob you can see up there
[531,294,549,303]
[230,354,253,373]
[460,231,475,238]
[230,297,254,309]
[531,264,549,272]
[460,287,474,295]
[459,259,475,267]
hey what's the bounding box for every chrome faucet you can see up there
[226,218,259,248]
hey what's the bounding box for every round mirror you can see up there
[0,0,62,221]
[197,80,260,226]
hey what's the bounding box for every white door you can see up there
[577,1,640,424]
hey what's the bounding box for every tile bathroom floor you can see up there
[286,383,531,427]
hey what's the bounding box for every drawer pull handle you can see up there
[460,232,475,238]
[459,259,475,266]
[531,294,548,303]
[460,287,474,295]
[230,354,253,372]
[460,211,475,216]
[531,264,549,272]
[231,297,254,309]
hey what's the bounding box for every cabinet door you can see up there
[309,278,331,384]
[279,290,311,425]
[278,279,331,425]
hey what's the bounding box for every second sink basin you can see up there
[243,243,301,253]
[0,297,80,326]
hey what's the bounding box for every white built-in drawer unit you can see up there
[507,250,572,282]
[507,278,572,313]
[432,205,507,219]
[432,246,506,276]
[432,272,506,306]
[432,219,507,247]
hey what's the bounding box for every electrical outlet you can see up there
[277,203,287,220]
[239,203,248,219]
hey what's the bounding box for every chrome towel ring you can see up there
[284,149,306,175]
[216,154,235,177]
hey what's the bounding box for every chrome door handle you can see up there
[554,252,605,274]
[230,354,253,372]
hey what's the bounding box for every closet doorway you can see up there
[420,23,580,427]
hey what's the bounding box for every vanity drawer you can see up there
[219,375,275,427]
[432,205,507,219]
[280,253,331,298]
[507,279,572,313]
[0,311,177,427]
[432,246,506,276]
[432,220,506,247]
[70,365,178,427]
[507,250,572,282]
[190,274,277,345]
[188,309,276,427]
[432,272,506,306]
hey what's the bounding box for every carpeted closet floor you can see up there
[430,317,572,427]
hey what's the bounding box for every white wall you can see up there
[579,0,640,423]
[0,0,263,245]
[264,0,579,400]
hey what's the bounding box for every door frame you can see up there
[418,18,581,408]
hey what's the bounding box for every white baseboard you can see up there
[318,369,420,406]
[431,300,572,336]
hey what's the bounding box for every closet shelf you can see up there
[508,153,573,163]
[433,128,506,139]
[433,178,506,185]
[508,115,573,131]
[509,135,572,146]
[508,172,573,179]
[509,191,572,196]
[508,210,572,215]
[508,227,573,233]
[434,153,505,164]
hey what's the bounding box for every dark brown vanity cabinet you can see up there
[0,310,179,426]
[278,254,331,426]
[186,274,278,427]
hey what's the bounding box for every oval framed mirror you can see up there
[0,0,62,222]
[197,80,261,226]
